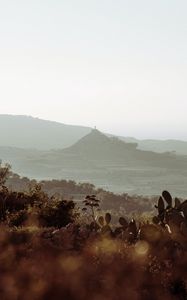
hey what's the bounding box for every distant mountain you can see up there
[0,114,91,150]
[0,130,187,197]
[60,130,187,169]
[1,129,186,196]
[1,114,187,155]
[120,137,187,156]
[1,115,187,195]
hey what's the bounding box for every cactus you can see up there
[98,216,104,227]
[180,200,187,219]
[114,217,128,237]
[155,191,186,233]
[174,198,181,209]
[97,213,113,236]
[119,217,128,229]
[127,219,138,243]
[158,196,165,214]
[128,219,137,236]
[155,196,165,222]
[105,212,111,225]
[162,190,172,208]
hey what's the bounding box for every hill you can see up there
[63,129,138,160]
[0,114,91,150]
[2,129,185,197]
[1,116,187,196]
[61,129,186,169]
[1,114,187,155]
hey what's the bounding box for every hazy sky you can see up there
[0,0,187,139]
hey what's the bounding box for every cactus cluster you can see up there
[97,213,112,236]
[114,217,138,243]
[82,192,187,246]
[154,190,187,235]
[97,212,138,243]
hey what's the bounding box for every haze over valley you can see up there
[1,115,187,197]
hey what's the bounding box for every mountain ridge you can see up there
[1,126,187,196]
[0,114,91,150]
[1,114,187,155]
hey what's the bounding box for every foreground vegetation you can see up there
[0,163,187,299]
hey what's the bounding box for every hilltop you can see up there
[62,129,138,160]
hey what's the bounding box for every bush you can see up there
[7,209,28,227]
[38,198,75,228]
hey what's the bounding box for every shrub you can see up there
[38,198,75,228]
[7,209,28,227]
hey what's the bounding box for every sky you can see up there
[0,0,187,139]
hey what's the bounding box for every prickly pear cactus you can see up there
[98,216,104,227]
[155,196,165,222]
[154,191,186,233]
[162,190,172,208]
[180,200,187,219]
[119,217,128,229]
[105,213,111,225]
[174,198,181,209]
